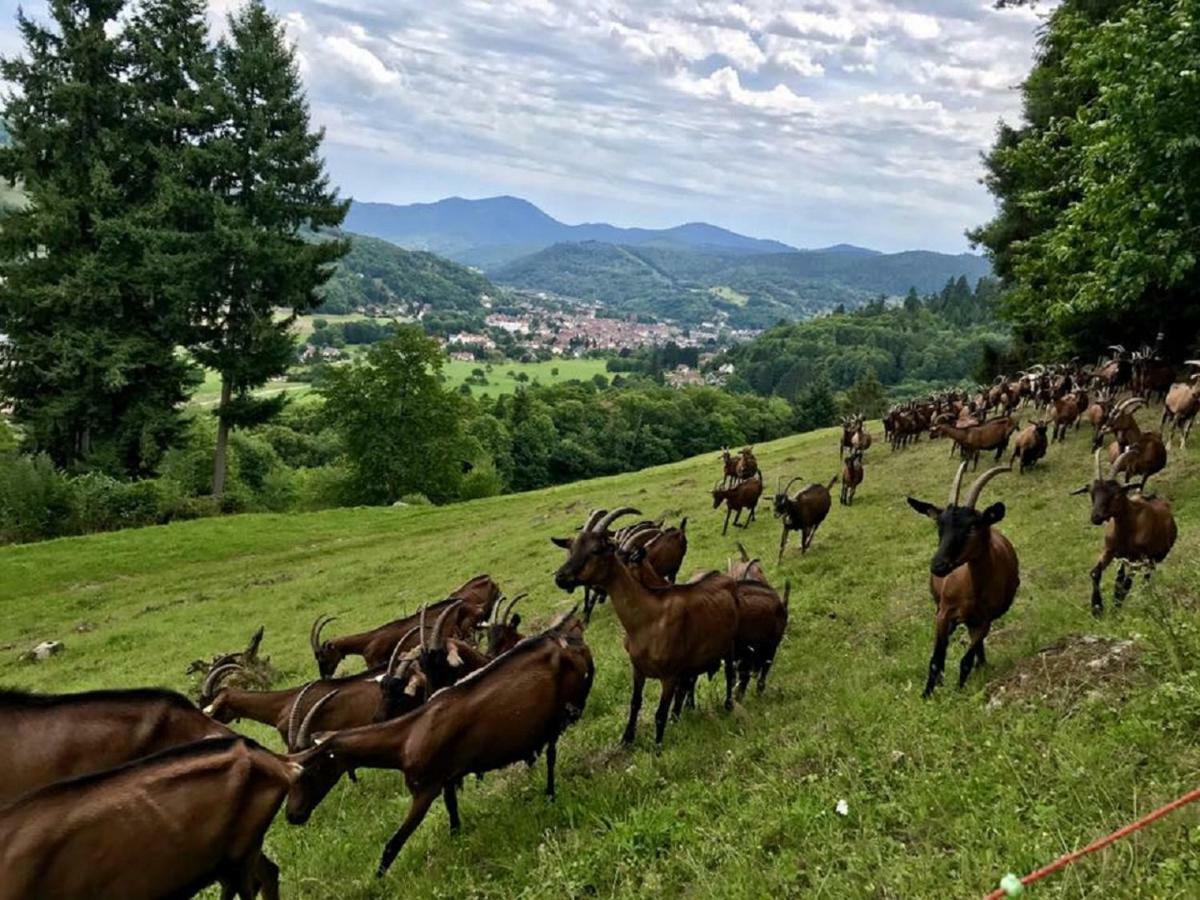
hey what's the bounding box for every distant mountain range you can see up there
[340,195,992,327]
[344,196,795,269]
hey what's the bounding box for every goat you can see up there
[840,449,864,506]
[1094,397,1167,488]
[907,464,1019,698]
[553,508,739,745]
[932,417,1016,470]
[712,471,764,534]
[725,551,789,699]
[311,574,500,677]
[485,592,527,657]
[0,736,304,900]
[737,446,759,481]
[1071,449,1177,615]
[773,475,836,561]
[290,616,594,878]
[1162,361,1200,448]
[0,687,230,807]
[852,420,873,454]
[1086,389,1114,446]
[202,662,388,747]
[1010,421,1048,473]
[577,516,687,623]
[1049,393,1081,442]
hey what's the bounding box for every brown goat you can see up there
[1049,393,1081,442]
[1072,449,1178,615]
[725,550,789,699]
[484,592,527,657]
[0,687,231,807]
[1010,422,1048,473]
[553,507,739,745]
[907,464,1019,697]
[840,449,864,506]
[0,736,303,900]
[773,475,836,561]
[290,617,594,878]
[578,517,688,622]
[933,417,1016,469]
[1161,361,1200,448]
[311,574,500,678]
[712,472,764,534]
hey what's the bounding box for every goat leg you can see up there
[622,668,646,745]
[722,507,732,536]
[723,653,736,711]
[923,610,953,698]
[958,623,990,689]
[1090,550,1113,617]
[377,788,439,877]
[1114,563,1132,605]
[545,737,557,799]
[654,678,678,745]
[443,783,461,834]
[777,526,790,564]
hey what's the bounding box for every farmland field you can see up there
[442,356,610,396]
[2,413,1199,898]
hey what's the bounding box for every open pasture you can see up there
[2,411,1199,898]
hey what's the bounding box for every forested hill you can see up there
[315,231,497,315]
[492,240,991,328]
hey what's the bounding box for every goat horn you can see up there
[294,689,340,751]
[286,682,321,752]
[201,663,243,701]
[503,592,526,624]
[1185,360,1200,368]
[595,507,639,533]
[1111,447,1137,476]
[430,600,460,651]
[309,614,336,655]
[963,465,1011,510]
[948,460,968,506]
[737,542,750,562]
[1094,448,1103,481]
[581,509,605,533]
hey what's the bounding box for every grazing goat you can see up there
[933,417,1016,470]
[712,471,764,534]
[907,464,1019,697]
[553,508,739,745]
[773,475,836,561]
[1010,421,1048,473]
[1162,361,1200,448]
[203,663,387,747]
[1072,449,1177,615]
[311,574,500,677]
[725,551,789,699]
[0,687,230,807]
[840,449,864,506]
[0,736,303,900]
[290,617,594,878]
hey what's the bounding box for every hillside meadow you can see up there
[2,414,1199,898]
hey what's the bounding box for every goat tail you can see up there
[827,475,839,490]
[678,516,688,532]
[782,580,791,611]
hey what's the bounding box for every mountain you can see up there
[315,231,496,316]
[342,196,795,267]
[493,241,992,328]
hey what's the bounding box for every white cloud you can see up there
[323,33,400,86]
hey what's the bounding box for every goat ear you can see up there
[906,497,940,520]
[980,502,1006,525]
[550,536,572,549]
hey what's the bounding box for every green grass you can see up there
[3,416,1200,898]
[189,368,312,406]
[710,285,750,307]
[442,357,610,396]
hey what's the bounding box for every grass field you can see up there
[443,357,610,396]
[2,414,1200,898]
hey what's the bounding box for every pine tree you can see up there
[194,0,348,497]
[0,0,197,474]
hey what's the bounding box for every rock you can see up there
[28,640,64,661]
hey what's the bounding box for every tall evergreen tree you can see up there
[193,0,348,496]
[0,0,197,474]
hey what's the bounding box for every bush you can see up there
[399,493,432,506]
[70,473,163,533]
[259,467,298,512]
[459,462,503,500]
[293,465,352,511]
[0,454,73,543]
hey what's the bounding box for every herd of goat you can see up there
[0,344,1194,898]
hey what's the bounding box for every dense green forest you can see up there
[972,0,1200,358]
[493,240,991,327]
[719,277,1007,403]
[314,231,495,315]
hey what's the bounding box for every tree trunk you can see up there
[212,375,232,499]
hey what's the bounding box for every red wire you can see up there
[983,785,1200,899]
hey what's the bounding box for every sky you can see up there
[0,1,1051,253]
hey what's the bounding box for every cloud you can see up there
[158,0,1050,251]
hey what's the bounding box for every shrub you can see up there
[399,493,432,506]
[70,473,162,533]
[0,454,72,543]
[459,462,503,500]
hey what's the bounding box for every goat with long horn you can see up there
[907,463,1020,697]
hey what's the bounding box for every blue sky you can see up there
[0,1,1051,253]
